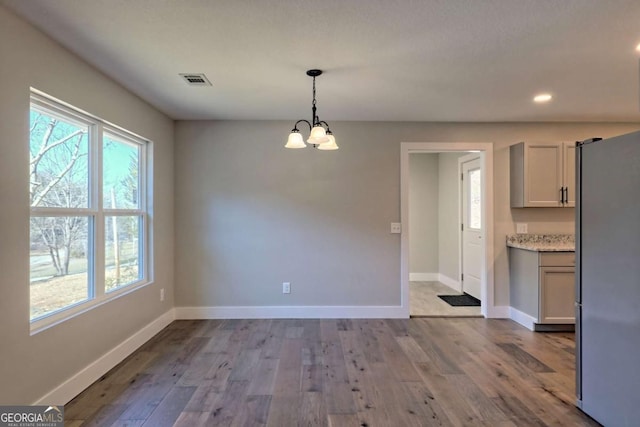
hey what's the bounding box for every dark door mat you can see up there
[438,293,481,307]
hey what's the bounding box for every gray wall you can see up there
[438,152,466,282]
[175,120,640,310]
[409,154,439,275]
[408,152,465,282]
[0,6,174,404]
[174,121,401,306]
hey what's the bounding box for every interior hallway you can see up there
[410,281,482,317]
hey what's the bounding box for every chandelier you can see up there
[285,69,338,150]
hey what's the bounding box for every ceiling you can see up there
[3,0,640,122]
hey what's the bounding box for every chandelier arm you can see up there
[293,119,312,131]
[317,120,331,131]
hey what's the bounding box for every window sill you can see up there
[30,279,154,335]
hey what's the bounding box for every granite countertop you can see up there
[506,234,575,252]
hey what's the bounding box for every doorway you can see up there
[400,142,495,318]
[460,154,482,301]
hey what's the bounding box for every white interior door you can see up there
[461,157,482,300]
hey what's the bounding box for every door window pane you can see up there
[30,216,90,320]
[105,216,142,291]
[103,135,140,209]
[469,168,481,229]
[29,110,89,208]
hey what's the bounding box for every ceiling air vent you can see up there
[179,73,212,86]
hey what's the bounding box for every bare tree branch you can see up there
[30,128,86,168]
[30,119,85,202]
[31,136,85,207]
[29,113,41,136]
[34,118,56,159]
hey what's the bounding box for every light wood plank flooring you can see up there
[410,281,482,317]
[65,318,599,426]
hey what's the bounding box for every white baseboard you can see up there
[438,274,461,292]
[509,307,537,331]
[409,272,439,282]
[33,309,176,406]
[175,305,406,320]
[486,305,510,319]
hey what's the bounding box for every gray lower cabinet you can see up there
[509,248,575,331]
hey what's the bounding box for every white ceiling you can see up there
[3,0,640,122]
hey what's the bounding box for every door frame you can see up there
[459,153,482,299]
[400,142,495,318]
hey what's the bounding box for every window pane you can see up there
[29,110,89,208]
[103,135,140,209]
[30,217,90,320]
[105,216,142,291]
[469,168,481,229]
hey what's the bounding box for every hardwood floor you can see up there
[65,318,600,426]
[410,281,482,317]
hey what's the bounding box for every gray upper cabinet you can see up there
[510,141,575,208]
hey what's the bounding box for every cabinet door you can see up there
[524,143,563,207]
[539,266,575,324]
[563,142,576,207]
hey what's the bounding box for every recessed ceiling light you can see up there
[636,43,640,52]
[533,93,552,103]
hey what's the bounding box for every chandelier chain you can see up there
[312,76,317,107]
[312,76,318,125]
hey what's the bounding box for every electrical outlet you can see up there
[282,282,291,294]
[516,223,528,234]
[160,288,165,301]
[390,222,402,234]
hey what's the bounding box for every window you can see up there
[468,168,482,230]
[29,91,151,329]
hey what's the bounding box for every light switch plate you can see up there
[391,223,402,234]
[516,223,528,234]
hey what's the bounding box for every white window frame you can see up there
[29,90,152,334]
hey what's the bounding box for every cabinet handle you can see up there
[560,187,565,204]
[564,187,569,204]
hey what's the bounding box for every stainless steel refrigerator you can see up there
[576,132,640,427]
